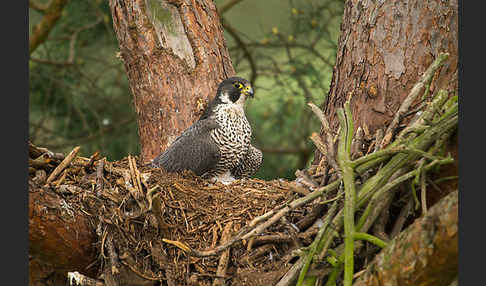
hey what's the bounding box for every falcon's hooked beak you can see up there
[242,85,254,97]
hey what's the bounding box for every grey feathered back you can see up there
[150,118,221,176]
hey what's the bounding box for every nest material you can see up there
[29,53,458,286]
[29,143,327,286]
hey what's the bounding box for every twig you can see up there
[213,222,233,286]
[398,90,450,142]
[351,146,443,169]
[352,232,387,248]
[121,170,145,211]
[372,197,391,242]
[30,18,102,64]
[296,190,342,286]
[253,230,315,247]
[120,260,160,281]
[103,160,127,177]
[351,126,365,160]
[380,53,449,148]
[53,169,68,187]
[336,101,356,286]
[218,0,245,14]
[356,158,453,231]
[275,257,305,286]
[95,158,105,197]
[420,167,428,214]
[390,196,414,239]
[222,19,257,85]
[29,0,69,54]
[29,141,63,160]
[324,264,342,286]
[128,155,144,197]
[67,271,103,286]
[241,180,341,240]
[433,176,458,185]
[310,132,328,158]
[412,159,426,211]
[308,103,340,172]
[85,151,100,170]
[150,241,175,286]
[104,234,121,286]
[46,146,80,184]
[241,244,275,266]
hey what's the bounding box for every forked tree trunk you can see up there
[109,0,235,163]
[314,0,458,165]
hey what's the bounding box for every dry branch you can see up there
[213,222,233,286]
[46,146,80,184]
[381,53,449,148]
[68,271,104,286]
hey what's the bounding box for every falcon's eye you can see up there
[233,82,243,89]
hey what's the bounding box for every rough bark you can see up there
[108,0,235,163]
[314,0,458,163]
[354,190,458,286]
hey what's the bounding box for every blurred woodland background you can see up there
[29,0,344,180]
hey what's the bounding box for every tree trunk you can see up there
[109,0,235,163]
[314,0,458,163]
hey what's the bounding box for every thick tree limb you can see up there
[29,182,98,275]
[354,190,458,286]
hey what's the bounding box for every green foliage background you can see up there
[29,0,343,180]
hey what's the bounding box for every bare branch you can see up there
[222,19,257,85]
[218,0,245,15]
[29,0,69,55]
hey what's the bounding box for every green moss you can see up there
[148,0,175,34]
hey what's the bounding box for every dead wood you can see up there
[29,181,98,276]
[46,146,80,184]
[213,222,233,286]
[28,142,314,285]
[68,271,104,286]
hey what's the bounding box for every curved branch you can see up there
[29,0,69,55]
[218,0,245,15]
[222,18,257,85]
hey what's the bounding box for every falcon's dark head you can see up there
[216,77,254,105]
[200,77,254,120]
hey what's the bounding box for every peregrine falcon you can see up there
[150,77,263,184]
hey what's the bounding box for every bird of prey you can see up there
[150,77,263,184]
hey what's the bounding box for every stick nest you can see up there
[29,143,325,285]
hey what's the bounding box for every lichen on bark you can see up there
[146,0,196,69]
